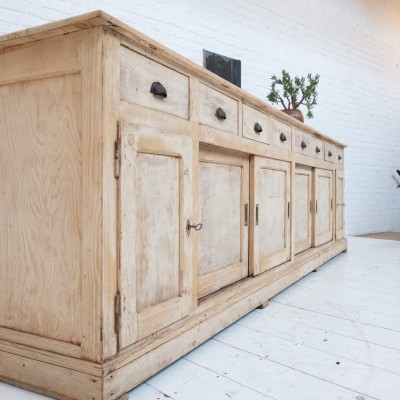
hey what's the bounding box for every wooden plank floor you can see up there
[357,232,400,241]
[1,237,400,400]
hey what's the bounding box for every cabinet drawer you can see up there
[324,142,336,163]
[120,47,189,119]
[336,147,344,164]
[313,136,324,160]
[199,83,238,135]
[242,104,270,144]
[295,130,312,157]
[270,118,292,150]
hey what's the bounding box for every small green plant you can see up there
[267,70,320,119]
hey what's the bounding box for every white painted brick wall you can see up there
[1,0,399,235]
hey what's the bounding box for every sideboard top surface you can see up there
[0,10,346,148]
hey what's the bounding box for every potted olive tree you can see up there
[267,70,319,122]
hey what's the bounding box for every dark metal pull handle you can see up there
[215,107,226,120]
[244,204,248,226]
[338,155,342,161]
[301,141,307,149]
[186,220,203,235]
[150,81,167,98]
[280,132,287,142]
[254,123,263,133]
[316,146,321,153]
[256,204,259,226]
[288,202,290,219]
[328,150,333,157]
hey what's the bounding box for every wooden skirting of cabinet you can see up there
[0,11,347,400]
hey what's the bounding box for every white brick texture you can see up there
[1,0,399,235]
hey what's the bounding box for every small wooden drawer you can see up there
[336,147,344,164]
[324,142,336,163]
[199,83,238,135]
[312,136,324,160]
[242,104,270,144]
[120,47,189,119]
[295,130,312,157]
[270,118,291,150]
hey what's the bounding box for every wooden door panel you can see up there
[314,168,333,246]
[336,170,345,239]
[295,165,312,254]
[250,157,291,275]
[135,153,180,311]
[0,73,85,358]
[198,145,249,298]
[119,123,194,347]
[198,163,242,274]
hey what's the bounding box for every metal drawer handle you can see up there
[150,81,167,98]
[316,146,321,153]
[280,132,287,142]
[186,220,203,235]
[338,155,342,161]
[254,122,263,133]
[301,140,307,149]
[328,150,333,157]
[215,107,226,120]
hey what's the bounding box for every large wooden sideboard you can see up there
[0,11,347,400]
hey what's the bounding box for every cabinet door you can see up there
[314,168,333,246]
[295,165,312,254]
[336,169,345,239]
[250,157,291,275]
[198,145,249,298]
[119,123,194,348]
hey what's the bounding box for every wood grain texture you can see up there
[295,165,312,254]
[0,12,347,147]
[101,27,120,360]
[295,129,312,157]
[199,83,238,135]
[119,124,194,347]
[336,169,345,239]
[0,14,348,400]
[0,73,82,345]
[242,104,270,144]
[197,145,249,298]
[312,136,325,161]
[0,351,102,400]
[270,118,292,151]
[135,153,180,311]
[314,168,333,246]
[250,157,291,275]
[324,142,337,163]
[120,46,189,119]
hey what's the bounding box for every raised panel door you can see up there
[250,157,291,275]
[119,123,195,347]
[336,170,345,239]
[198,145,249,298]
[314,168,333,246]
[295,165,312,254]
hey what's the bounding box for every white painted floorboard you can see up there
[1,237,399,400]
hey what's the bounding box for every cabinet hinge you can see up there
[114,139,121,179]
[114,294,121,332]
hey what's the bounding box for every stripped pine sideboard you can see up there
[0,11,347,400]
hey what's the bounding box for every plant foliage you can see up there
[267,70,320,119]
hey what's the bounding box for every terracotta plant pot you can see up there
[281,108,304,122]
